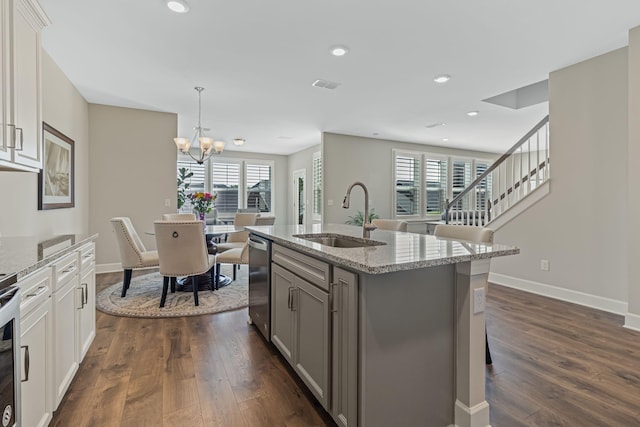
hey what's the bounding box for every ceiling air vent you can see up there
[312,79,341,90]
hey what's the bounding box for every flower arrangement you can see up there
[188,192,216,215]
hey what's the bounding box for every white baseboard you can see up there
[624,313,640,332]
[488,272,628,315]
[96,263,122,274]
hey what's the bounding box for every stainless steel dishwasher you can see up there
[248,233,272,341]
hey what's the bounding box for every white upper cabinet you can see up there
[0,0,49,171]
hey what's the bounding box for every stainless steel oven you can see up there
[0,275,20,427]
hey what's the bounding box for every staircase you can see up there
[444,115,550,228]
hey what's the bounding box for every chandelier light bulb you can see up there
[233,138,245,146]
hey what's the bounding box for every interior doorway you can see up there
[292,169,306,225]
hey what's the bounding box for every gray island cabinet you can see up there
[247,224,518,427]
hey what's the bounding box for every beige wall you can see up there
[288,144,321,226]
[0,51,89,237]
[628,26,640,322]
[491,48,629,309]
[89,104,177,268]
[322,133,498,225]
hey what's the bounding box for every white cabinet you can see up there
[0,0,49,171]
[51,252,79,407]
[76,243,96,360]
[271,245,330,408]
[18,267,53,427]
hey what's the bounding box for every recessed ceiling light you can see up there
[433,74,451,84]
[330,45,350,57]
[167,0,189,13]
[233,138,245,146]
[443,138,449,142]
[466,110,479,117]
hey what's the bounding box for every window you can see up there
[212,161,240,217]
[425,157,447,215]
[392,150,494,219]
[395,154,420,217]
[177,160,205,212]
[177,155,276,220]
[312,152,322,221]
[246,163,272,213]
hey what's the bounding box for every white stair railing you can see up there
[444,115,550,226]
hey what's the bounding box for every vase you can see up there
[197,211,206,222]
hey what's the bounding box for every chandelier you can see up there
[174,86,226,164]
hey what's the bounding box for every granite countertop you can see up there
[0,233,99,279]
[247,224,519,274]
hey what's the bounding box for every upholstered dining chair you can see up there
[255,215,276,226]
[216,212,260,252]
[372,218,408,232]
[110,217,160,298]
[162,213,197,221]
[214,241,249,288]
[433,224,495,364]
[154,220,216,307]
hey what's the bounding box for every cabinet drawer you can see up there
[78,242,95,272]
[18,266,53,318]
[273,243,330,291]
[52,253,79,292]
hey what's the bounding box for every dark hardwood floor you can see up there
[50,271,640,426]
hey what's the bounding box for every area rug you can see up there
[97,266,247,318]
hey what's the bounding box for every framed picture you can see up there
[38,123,75,210]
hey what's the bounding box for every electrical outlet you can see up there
[541,259,550,271]
[164,198,171,207]
[473,288,485,314]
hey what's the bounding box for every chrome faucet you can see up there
[342,181,377,239]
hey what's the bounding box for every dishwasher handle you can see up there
[248,237,269,251]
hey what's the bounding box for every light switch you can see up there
[328,199,334,206]
[164,198,171,207]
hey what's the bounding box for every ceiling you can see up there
[39,0,640,156]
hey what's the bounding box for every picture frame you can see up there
[38,123,75,210]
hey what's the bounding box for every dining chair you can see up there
[433,224,495,364]
[110,217,160,298]
[216,213,260,252]
[214,240,249,288]
[154,220,216,307]
[255,215,276,226]
[371,218,408,232]
[162,213,197,221]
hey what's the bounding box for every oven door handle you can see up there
[21,345,30,382]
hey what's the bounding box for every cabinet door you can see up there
[271,263,295,364]
[76,267,95,361]
[294,277,330,408]
[21,297,53,427]
[331,267,358,427]
[52,278,79,408]
[11,0,42,169]
[0,0,9,162]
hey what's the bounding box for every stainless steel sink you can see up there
[293,233,386,248]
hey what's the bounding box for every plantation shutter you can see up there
[425,157,448,215]
[475,161,492,211]
[312,152,322,219]
[395,154,420,216]
[211,162,240,218]
[246,163,272,213]
[452,159,473,210]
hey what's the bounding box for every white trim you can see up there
[489,272,628,315]
[96,263,122,274]
[454,399,491,427]
[624,313,640,332]
[486,180,550,230]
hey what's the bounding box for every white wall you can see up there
[491,48,629,313]
[288,144,321,226]
[322,133,498,225]
[627,26,640,327]
[89,104,177,269]
[0,51,89,237]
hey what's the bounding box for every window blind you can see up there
[312,154,322,217]
[211,162,240,217]
[475,162,492,211]
[425,158,447,215]
[246,164,272,213]
[395,155,420,216]
[452,159,472,210]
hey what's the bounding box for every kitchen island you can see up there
[247,224,519,427]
